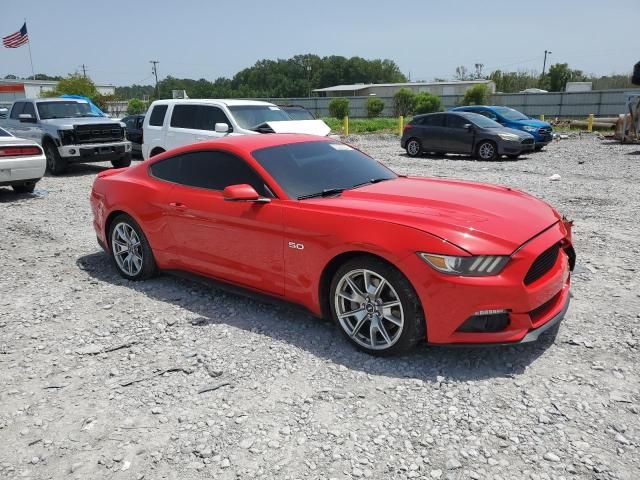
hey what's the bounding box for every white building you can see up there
[313,80,496,98]
[0,79,116,105]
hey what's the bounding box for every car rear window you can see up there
[148,105,168,126]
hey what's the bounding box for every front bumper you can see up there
[400,221,573,345]
[498,140,535,155]
[0,155,46,186]
[59,141,132,163]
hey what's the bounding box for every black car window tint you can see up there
[446,114,468,129]
[178,150,267,195]
[170,104,198,129]
[196,106,231,131]
[423,114,445,127]
[22,102,36,117]
[150,156,181,183]
[149,105,168,126]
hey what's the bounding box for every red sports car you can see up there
[90,134,575,355]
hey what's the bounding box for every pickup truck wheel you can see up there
[44,141,67,175]
[12,182,36,194]
[112,153,132,169]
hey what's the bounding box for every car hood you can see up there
[265,120,331,137]
[511,118,551,128]
[310,177,560,254]
[40,117,124,129]
[491,126,534,139]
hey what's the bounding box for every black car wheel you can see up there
[112,153,132,169]
[44,140,67,175]
[330,256,425,356]
[405,138,422,157]
[12,182,36,194]
[476,140,498,161]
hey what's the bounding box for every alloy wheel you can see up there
[407,140,420,156]
[334,269,404,350]
[111,222,143,277]
[479,142,496,160]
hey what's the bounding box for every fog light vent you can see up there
[457,310,509,333]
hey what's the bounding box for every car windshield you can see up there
[281,107,315,120]
[494,107,529,121]
[463,112,502,128]
[228,105,292,129]
[0,127,11,137]
[252,141,397,199]
[37,101,99,119]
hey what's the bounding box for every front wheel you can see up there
[405,138,422,157]
[44,141,67,175]
[476,140,498,161]
[108,214,157,281]
[330,256,425,356]
[112,153,132,169]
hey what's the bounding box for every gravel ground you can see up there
[0,135,638,480]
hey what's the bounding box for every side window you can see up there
[480,110,498,121]
[170,104,198,129]
[422,114,445,127]
[179,151,267,195]
[123,117,135,128]
[10,102,24,119]
[446,114,468,129]
[136,116,145,128]
[148,105,168,127]
[149,156,181,183]
[196,106,231,131]
[22,102,36,118]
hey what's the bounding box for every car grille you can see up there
[74,124,124,144]
[524,243,560,285]
[529,291,561,323]
[539,127,552,135]
[521,138,534,145]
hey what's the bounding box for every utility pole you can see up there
[306,65,312,98]
[150,60,159,98]
[541,50,552,85]
[80,64,88,78]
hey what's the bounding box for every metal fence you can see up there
[256,88,639,119]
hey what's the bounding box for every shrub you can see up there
[127,98,146,115]
[328,98,350,119]
[366,97,385,118]
[462,84,490,105]
[414,92,442,114]
[393,88,416,117]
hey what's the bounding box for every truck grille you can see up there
[524,243,560,285]
[539,127,552,135]
[74,124,124,144]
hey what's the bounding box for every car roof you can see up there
[150,98,275,107]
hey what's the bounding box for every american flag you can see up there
[3,23,29,48]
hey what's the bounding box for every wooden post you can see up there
[587,113,594,132]
[343,116,349,136]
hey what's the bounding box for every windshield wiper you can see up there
[297,188,345,200]
[351,177,393,189]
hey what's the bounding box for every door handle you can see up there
[169,202,187,209]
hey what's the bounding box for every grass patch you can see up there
[323,117,405,134]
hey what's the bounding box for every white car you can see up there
[142,99,331,159]
[0,127,46,193]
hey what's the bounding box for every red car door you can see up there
[159,150,285,296]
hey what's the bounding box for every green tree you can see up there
[46,73,100,99]
[462,84,490,105]
[393,88,416,116]
[328,98,350,119]
[414,92,441,114]
[127,98,146,115]
[546,63,586,91]
[366,97,385,118]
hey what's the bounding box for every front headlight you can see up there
[418,253,509,276]
[522,125,538,133]
[498,132,520,141]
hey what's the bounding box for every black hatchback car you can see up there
[401,111,535,160]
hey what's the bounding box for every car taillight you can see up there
[403,124,413,132]
[0,146,42,157]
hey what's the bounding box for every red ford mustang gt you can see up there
[90,134,575,355]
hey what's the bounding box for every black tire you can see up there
[534,145,544,151]
[405,138,422,157]
[112,153,132,169]
[329,256,425,356]
[43,140,67,175]
[476,140,498,161]
[107,214,157,281]
[506,154,521,159]
[150,148,165,158]
[12,182,36,194]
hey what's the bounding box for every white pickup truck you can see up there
[0,98,132,175]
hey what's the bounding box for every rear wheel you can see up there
[108,214,157,281]
[44,140,67,175]
[112,153,132,169]
[476,140,498,161]
[150,147,165,158]
[330,256,425,356]
[12,182,36,194]
[405,138,422,157]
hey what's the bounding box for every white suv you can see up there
[142,99,330,159]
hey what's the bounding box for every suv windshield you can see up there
[229,105,292,129]
[463,112,502,128]
[252,141,397,199]
[37,101,98,119]
[494,107,529,121]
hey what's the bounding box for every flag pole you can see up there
[25,18,35,79]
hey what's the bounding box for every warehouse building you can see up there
[0,79,115,105]
[313,80,495,98]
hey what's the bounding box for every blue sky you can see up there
[1,0,639,86]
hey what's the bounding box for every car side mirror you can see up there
[223,184,270,203]
[215,122,229,133]
[464,123,474,130]
[19,113,36,123]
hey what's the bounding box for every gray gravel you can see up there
[0,134,639,480]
